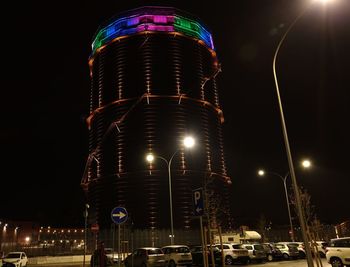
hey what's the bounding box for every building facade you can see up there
[81,6,232,244]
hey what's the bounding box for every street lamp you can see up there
[146,136,195,245]
[258,160,311,242]
[272,1,332,266]
[302,159,311,168]
[83,203,89,267]
[258,170,293,240]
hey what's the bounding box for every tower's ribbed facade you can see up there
[81,6,232,240]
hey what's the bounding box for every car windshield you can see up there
[190,246,202,252]
[254,245,264,250]
[289,243,300,247]
[6,253,21,259]
[232,244,244,249]
[262,244,271,250]
[147,249,163,255]
[175,247,190,253]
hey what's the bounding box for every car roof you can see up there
[214,243,233,245]
[275,241,303,245]
[138,247,163,250]
[162,245,189,248]
[331,237,350,240]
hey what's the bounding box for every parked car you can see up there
[262,243,283,261]
[161,245,192,267]
[214,243,249,265]
[241,243,266,263]
[312,241,328,258]
[275,242,299,260]
[124,247,166,267]
[190,245,222,266]
[104,248,122,264]
[287,242,306,258]
[326,237,350,267]
[2,252,28,267]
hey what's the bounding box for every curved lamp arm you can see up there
[272,3,314,266]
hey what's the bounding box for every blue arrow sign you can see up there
[111,207,128,224]
[192,188,204,216]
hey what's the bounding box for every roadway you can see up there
[27,259,331,267]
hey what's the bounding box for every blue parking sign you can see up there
[192,188,204,216]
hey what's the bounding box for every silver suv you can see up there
[162,245,192,267]
[275,242,299,259]
[241,243,267,263]
[2,252,28,267]
[326,237,350,267]
[104,248,121,263]
[124,247,166,267]
[313,241,328,258]
[214,243,249,265]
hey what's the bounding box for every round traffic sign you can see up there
[111,207,128,224]
[91,223,99,233]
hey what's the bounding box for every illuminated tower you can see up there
[81,6,231,242]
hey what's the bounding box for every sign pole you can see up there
[118,224,121,267]
[193,188,206,267]
[200,216,207,267]
[203,226,209,267]
[111,206,128,267]
[112,224,115,265]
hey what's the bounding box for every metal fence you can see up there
[1,228,202,257]
[1,224,340,257]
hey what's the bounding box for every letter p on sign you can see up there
[192,188,204,216]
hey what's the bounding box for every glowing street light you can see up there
[258,170,265,176]
[146,136,195,245]
[302,159,311,168]
[183,136,195,148]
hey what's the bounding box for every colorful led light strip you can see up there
[91,6,214,55]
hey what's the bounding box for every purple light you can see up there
[147,25,174,32]
[154,15,168,23]
[127,17,139,27]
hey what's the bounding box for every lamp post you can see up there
[258,160,311,243]
[258,170,294,241]
[272,0,332,266]
[146,136,195,245]
[83,203,89,267]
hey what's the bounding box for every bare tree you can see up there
[290,186,325,266]
[256,214,267,242]
[290,186,316,227]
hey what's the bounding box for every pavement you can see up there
[25,258,331,267]
[248,258,330,267]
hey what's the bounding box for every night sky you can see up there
[1,0,349,228]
